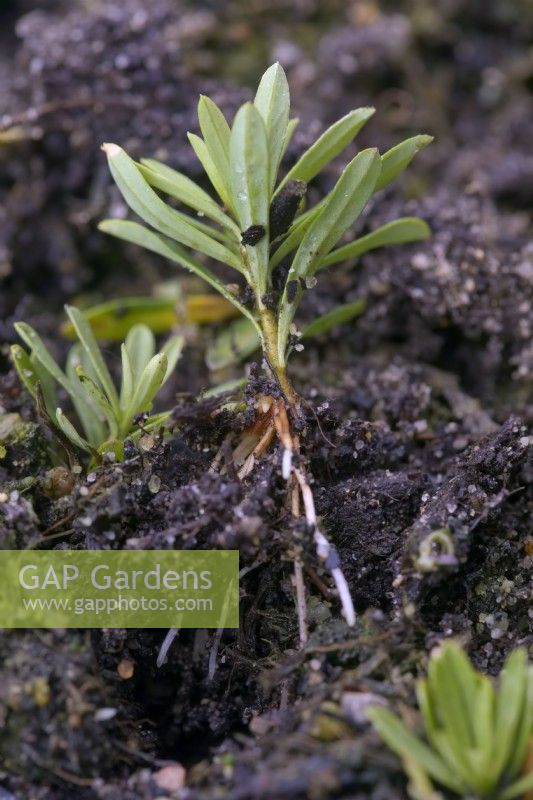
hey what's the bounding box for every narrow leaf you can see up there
[230,103,270,293]
[98,220,259,332]
[120,344,135,411]
[65,306,120,415]
[277,107,375,193]
[375,135,433,192]
[301,300,366,338]
[281,117,299,159]
[198,95,232,201]
[472,675,496,779]
[125,324,156,380]
[10,345,39,399]
[102,143,241,270]
[319,217,430,268]
[367,706,464,794]
[295,148,381,276]
[254,62,290,190]
[15,322,73,399]
[123,353,168,433]
[75,367,118,438]
[506,662,533,777]
[492,648,529,778]
[138,158,239,234]
[55,409,92,453]
[66,346,107,447]
[187,132,234,211]
[277,148,381,363]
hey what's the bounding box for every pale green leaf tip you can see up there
[101,142,121,158]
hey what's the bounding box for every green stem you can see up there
[258,305,298,408]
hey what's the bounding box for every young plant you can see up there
[367,643,533,800]
[99,63,431,635]
[99,62,430,408]
[11,306,183,464]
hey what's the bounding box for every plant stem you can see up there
[258,306,298,408]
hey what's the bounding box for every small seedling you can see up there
[367,642,533,799]
[100,62,430,409]
[99,62,431,635]
[11,306,183,464]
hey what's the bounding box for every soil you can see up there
[0,1,531,799]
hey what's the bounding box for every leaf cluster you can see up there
[99,63,431,370]
[11,306,182,462]
[368,643,533,799]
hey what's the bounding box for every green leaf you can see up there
[302,299,366,338]
[98,220,259,332]
[281,117,299,159]
[65,346,107,447]
[230,103,270,293]
[493,648,529,779]
[506,662,533,778]
[61,296,179,341]
[160,334,184,383]
[197,95,232,203]
[297,148,381,276]
[55,408,92,453]
[138,158,239,235]
[277,107,375,193]
[187,132,234,212]
[426,645,476,756]
[125,324,156,380]
[65,306,120,416]
[102,143,241,270]
[375,135,433,192]
[122,353,168,435]
[120,344,135,411]
[30,352,57,419]
[277,148,381,364]
[254,62,290,190]
[75,366,119,438]
[367,706,464,795]
[471,675,496,780]
[15,322,73,399]
[319,217,431,268]
[10,345,39,399]
[206,317,260,370]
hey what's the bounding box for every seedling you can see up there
[100,63,430,408]
[11,306,183,464]
[100,63,431,636]
[368,643,533,799]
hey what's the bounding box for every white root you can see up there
[282,448,293,480]
[157,627,179,668]
[294,468,356,627]
[293,558,308,645]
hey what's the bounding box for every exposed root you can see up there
[293,558,308,645]
[156,627,179,668]
[157,391,355,668]
[291,476,308,646]
[293,467,356,627]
